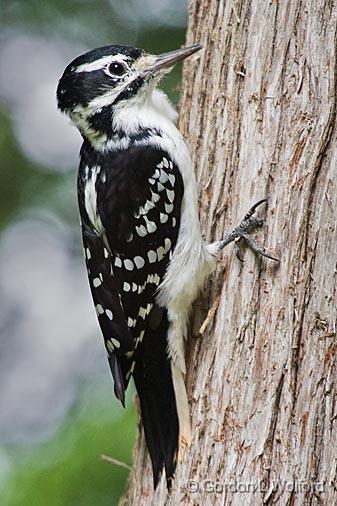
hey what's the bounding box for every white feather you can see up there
[74,54,129,73]
[84,166,105,235]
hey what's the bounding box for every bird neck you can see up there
[73,89,178,153]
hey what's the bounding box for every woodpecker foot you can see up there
[219,198,279,261]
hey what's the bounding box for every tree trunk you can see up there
[122,1,337,504]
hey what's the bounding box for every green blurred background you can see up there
[0,1,187,504]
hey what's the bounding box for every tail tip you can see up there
[114,384,125,407]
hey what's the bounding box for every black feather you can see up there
[133,309,179,488]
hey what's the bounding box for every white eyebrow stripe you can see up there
[74,54,129,73]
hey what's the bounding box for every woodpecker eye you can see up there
[107,61,127,77]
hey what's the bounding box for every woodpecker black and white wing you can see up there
[80,219,135,403]
[98,146,182,335]
[78,143,184,485]
[78,142,184,345]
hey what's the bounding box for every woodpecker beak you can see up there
[146,44,203,72]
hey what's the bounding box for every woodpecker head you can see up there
[57,44,202,142]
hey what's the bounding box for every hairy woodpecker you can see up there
[57,43,276,488]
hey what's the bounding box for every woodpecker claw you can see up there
[219,198,279,262]
[234,237,245,262]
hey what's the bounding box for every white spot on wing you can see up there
[124,259,134,271]
[159,169,168,184]
[144,200,155,213]
[136,225,147,237]
[111,338,120,349]
[151,190,160,203]
[115,257,122,267]
[123,282,131,292]
[166,189,175,202]
[157,245,165,261]
[138,307,146,319]
[93,277,101,287]
[134,256,145,269]
[105,309,113,320]
[168,174,175,186]
[127,317,136,328]
[164,238,172,252]
[96,304,104,315]
[147,250,157,263]
[107,340,114,352]
[144,217,157,233]
[137,281,146,294]
[160,213,168,224]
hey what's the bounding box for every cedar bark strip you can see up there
[122,1,337,504]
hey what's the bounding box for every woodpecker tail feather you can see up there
[108,353,126,407]
[133,316,179,488]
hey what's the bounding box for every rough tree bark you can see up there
[122,1,337,504]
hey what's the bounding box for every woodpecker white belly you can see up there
[57,42,276,490]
